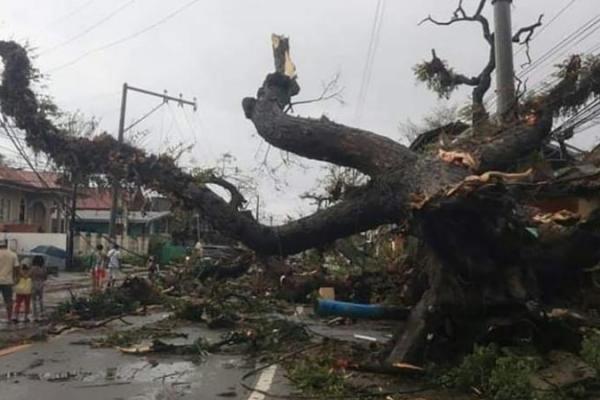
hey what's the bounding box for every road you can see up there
[0,272,293,400]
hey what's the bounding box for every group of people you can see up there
[0,241,47,323]
[90,243,121,291]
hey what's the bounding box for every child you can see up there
[13,264,32,323]
[91,244,106,292]
[30,255,47,322]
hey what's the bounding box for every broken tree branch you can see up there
[204,174,247,210]
[417,0,494,128]
[243,72,417,176]
[513,14,544,66]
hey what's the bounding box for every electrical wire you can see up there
[36,0,96,34]
[0,115,145,258]
[485,13,600,111]
[355,0,385,125]
[40,0,137,56]
[515,0,577,57]
[519,14,600,78]
[49,0,201,73]
[123,102,165,134]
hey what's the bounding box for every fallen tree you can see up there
[2,2,600,365]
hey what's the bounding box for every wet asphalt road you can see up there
[0,273,292,400]
[0,313,291,400]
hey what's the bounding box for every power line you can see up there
[355,0,385,125]
[519,14,600,78]
[0,115,146,258]
[36,0,96,34]
[123,102,165,134]
[515,0,577,57]
[485,13,600,110]
[49,0,201,73]
[40,0,137,56]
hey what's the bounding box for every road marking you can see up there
[247,365,278,400]
[0,343,31,357]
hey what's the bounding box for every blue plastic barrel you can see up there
[315,299,409,320]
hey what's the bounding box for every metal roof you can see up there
[75,210,170,224]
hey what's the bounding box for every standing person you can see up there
[107,244,121,287]
[0,240,18,322]
[13,264,32,323]
[91,244,106,292]
[147,256,159,282]
[30,255,47,322]
[194,240,204,258]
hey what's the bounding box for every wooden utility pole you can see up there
[108,83,197,239]
[492,0,516,120]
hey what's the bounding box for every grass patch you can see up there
[287,359,351,398]
[442,345,567,400]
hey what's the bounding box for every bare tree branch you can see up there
[417,0,494,128]
[284,73,345,113]
[513,14,544,66]
[419,0,491,44]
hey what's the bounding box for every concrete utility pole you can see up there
[108,84,197,239]
[66,182,77,270]
[492,0,516,120]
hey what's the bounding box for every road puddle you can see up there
[0,360,198,385]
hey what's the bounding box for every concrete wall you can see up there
[1,232,67,253]
[74,232,150,256]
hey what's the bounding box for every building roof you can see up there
[77,188,113,210]
[77,187,146,211]
[75,210,170,224]
[0,166,67,193]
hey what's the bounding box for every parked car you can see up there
[19,245,66,276]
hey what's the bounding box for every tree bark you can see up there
[2,38,600,365]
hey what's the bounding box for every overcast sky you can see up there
[0,0,596,222]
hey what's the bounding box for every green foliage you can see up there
[148,236,169,260]
[173,299,204,322]
[444,344,500,391]
[53,278,160,321]
[444,345,560,400]
[581,331,600,373]
[288,361,349,397]
[53,288,140,321]
[96,325,186,348]
[488,356,541,400]
[414,60,458,99]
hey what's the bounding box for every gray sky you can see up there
[0,0,596,221]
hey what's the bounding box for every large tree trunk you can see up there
[1,38,600,365]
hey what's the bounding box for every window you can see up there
[19,199,25,223]
[6,199,11,222]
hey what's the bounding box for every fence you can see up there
[74,232,150,257]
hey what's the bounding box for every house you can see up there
[74,188,171,255]
[0,166,69,233]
